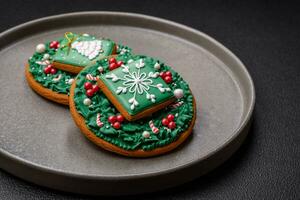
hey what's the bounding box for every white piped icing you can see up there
[71,40,103,60]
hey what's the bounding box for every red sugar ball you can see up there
[108,116,117,123]
[167,114,175,122]
[44,66,51,74]
[109,63,117,71]
[160,72,166,78]
[116,61,123,67]
[109,57,116,64]
[164,76,172,83]
[168,121,176,129]
[116,114,124,122]
[92,85,99,93]
[165,71,172,77]
[50,68,57,74]
[86,89,94,97]
[162,118,169,126]
[113,121,121,129]
[47,64,54,68]
[49,41,59,49]
[84,82,93,90]
[49,43,55,49]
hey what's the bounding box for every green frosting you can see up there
[100,57,174,115]
[116,44,131,55]
[74,55,194,151]
[28,40,75,94]
[28,40,132,95]
[52,33,115,67]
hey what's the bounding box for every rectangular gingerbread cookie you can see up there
[52,33,116,73]
[98,58,175,121]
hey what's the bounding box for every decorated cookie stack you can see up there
[26,32,196,157]
[26,32,131,105]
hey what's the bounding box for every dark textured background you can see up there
[0,0,299,199]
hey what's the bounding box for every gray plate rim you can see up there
[0,11,255,181]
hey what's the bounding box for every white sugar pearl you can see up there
[142,131,150,138]
[67,79,74,85]
[43,53,50,60]
[82,33,89,36]
[36,44,46,53]
[83,98,92,106]
[154,62,160,70]
[98,66,104,73]
[174,89,184,99]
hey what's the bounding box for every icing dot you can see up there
[174,89,184,99]
[82,33,89,36]
[43,54,50,60]
[127,59,133,63]
[67,79,74,85]
[83,98,92,106]
[98,66,104,73]
[36,44,46,53]
[154,62,160,70]
[142,131,150,138]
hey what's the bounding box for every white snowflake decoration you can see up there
[71,40,103,60]
[105,59,171,110]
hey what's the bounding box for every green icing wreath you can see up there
[73,55,194,151]
[28,40,132,95]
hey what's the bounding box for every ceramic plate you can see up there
[0,12,255,195]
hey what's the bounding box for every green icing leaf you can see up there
[122,125,140,132]
[100,126,118,135]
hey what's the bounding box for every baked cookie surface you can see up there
[26,39,131,105]
[70,55,196,157]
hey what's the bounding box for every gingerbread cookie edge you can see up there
[69,80,196,157]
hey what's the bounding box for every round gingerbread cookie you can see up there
[26,39,132,105]
[69,55,196,157]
